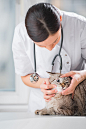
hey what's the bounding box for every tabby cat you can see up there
[35,72,86,116]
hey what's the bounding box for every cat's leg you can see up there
[55,109,73,116]
[55,106,75,116]
[35,108,47,115]
[35,107,56,115]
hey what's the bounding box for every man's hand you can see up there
[60,70,86,95]
[40,78,57,102]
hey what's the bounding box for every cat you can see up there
[35,72,86,116]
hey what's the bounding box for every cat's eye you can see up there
[57,79,60,82]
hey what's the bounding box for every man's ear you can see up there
[60,15,62,22]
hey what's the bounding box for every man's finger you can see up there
[41,88,57,95]
[40,83,56,89]
[40,83,48,89]
[60,71,75,78]
[44,94,55,99]
[62,77,77,95]
[45,99,51,102]
[72,92,75,99]
[70,77,78,87]
[61,87,73,95]
[45,78,50,85]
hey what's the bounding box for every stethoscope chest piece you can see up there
[30,73,39,83]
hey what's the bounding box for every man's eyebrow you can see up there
[52,37,58,44]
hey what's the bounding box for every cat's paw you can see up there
[35,109,48,115]
[39,111,47,115]
[35,110,40,115]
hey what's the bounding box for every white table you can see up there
[0,112,86,129]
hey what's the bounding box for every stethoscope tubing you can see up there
[52,25,63,71]
[33,25,63,73]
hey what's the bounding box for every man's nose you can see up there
[45,45,54,51]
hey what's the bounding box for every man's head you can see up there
[25,3,62,51]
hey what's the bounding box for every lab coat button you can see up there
[67,62,69,64]
[65,54,67,56]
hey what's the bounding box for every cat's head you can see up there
[47,72,71,92]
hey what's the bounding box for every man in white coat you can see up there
[12,3,86,112]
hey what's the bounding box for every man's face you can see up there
[34,26,61,51]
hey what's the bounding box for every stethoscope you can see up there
[30,25,63,83]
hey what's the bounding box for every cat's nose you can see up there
[61,83,65,88]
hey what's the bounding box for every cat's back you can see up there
[74,79,86,115]
[75,79,86,97]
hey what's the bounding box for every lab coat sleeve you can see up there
[80,23,86,61]
[12,26,34,76]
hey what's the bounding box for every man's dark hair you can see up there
[25,3,60,42]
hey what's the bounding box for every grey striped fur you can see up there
[35,73,86,116]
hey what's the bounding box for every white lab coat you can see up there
[12,9,86,113]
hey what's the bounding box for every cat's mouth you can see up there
[60,83,65,89]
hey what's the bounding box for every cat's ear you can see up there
[46,71,61,76]
[46,71,56,76]
[46,71,52,75]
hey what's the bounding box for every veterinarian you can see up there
[12,3,86,112]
